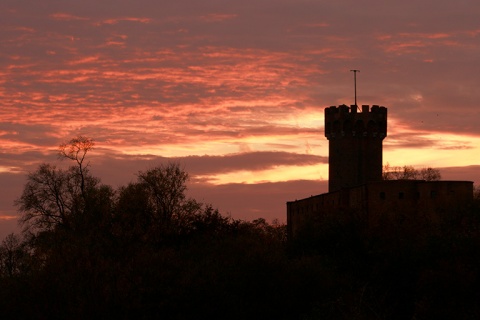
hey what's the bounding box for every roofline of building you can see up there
[286,179,474,204]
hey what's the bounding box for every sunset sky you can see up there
[1,0,480,238]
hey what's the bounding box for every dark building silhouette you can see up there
[287,104,473,240]
[325,105,387,192]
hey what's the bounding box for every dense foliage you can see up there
[1,137,479,319]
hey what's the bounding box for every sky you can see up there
[1,0,480,239]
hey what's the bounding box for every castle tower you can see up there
[325,105,387,192]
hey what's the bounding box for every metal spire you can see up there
[350,69,360,106]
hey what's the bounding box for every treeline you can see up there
[0,137,480,319]
[0,137,320,319]
[382,163,441,181]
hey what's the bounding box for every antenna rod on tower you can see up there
[350,69,360,106]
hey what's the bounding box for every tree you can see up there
[16,136,99,233]
[419,167,441,181]
[383,163,441,181]
[16,163,78,231]
[0,233,29,277]
[113,162,205,241]
[114,182,155,241]
[137,162,190,225]
[58,135,94,202]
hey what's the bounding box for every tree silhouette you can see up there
[58,136,94,202]
[137,162,190,226]
[16,136,100,234]
[383,163,441,181]
[0,233,29,278]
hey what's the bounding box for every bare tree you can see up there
[59,136,94,201]
[0,233,28,277]
[383,163,441,181]
[137,162,189,225]
[16,136,98,233]
[419,167,441,181]
[17,164,74,231]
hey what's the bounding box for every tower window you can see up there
[398,192,404,199]
[380,192,386,200]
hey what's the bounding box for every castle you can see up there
[287,105,473,239]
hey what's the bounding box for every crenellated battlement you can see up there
[325,104,387,116]
[325,105,387,139]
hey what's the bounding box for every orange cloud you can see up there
[99,17,151,25]
[0,216,17,221]
[50,13,89,21]
[376,31,474,55]
[200,13,237,22]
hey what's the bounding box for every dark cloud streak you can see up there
[89,151,327,185]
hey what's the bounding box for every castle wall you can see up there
[287,190,344,239]
[287,180,474,240]
[366,180,474,228]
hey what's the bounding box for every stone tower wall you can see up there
[325,105,387,192]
